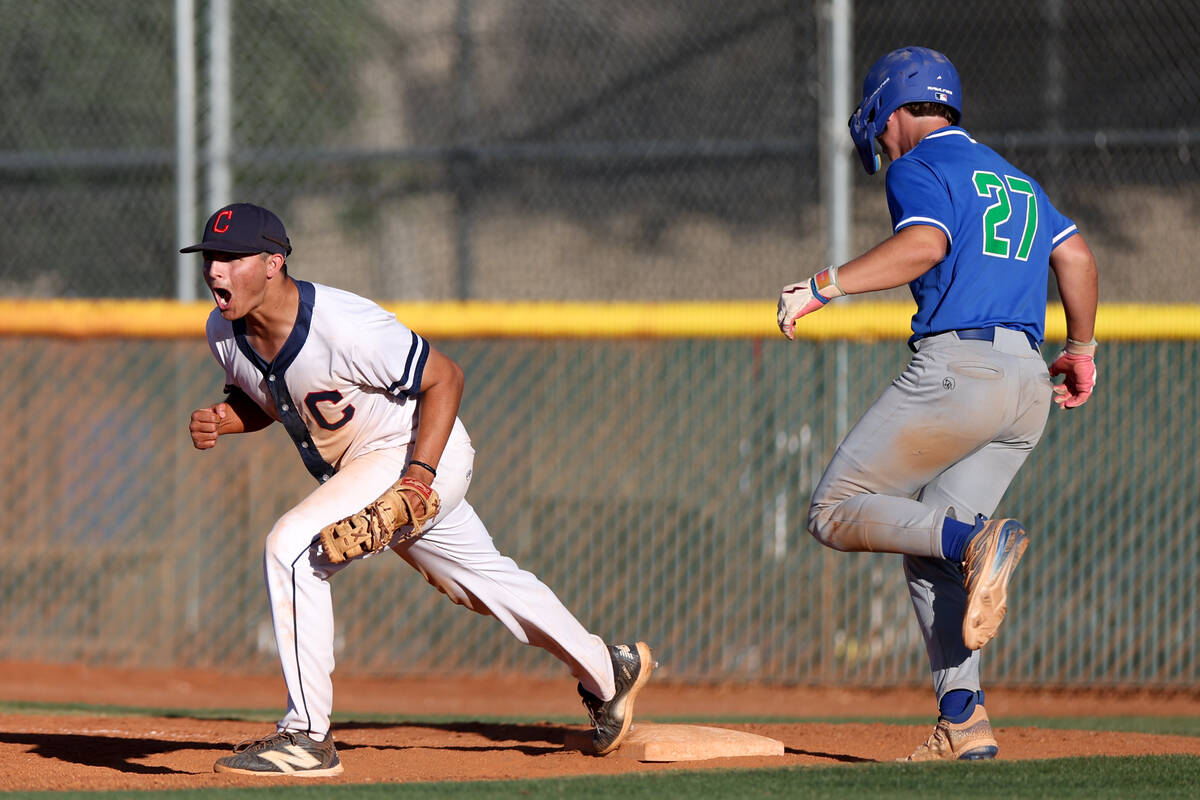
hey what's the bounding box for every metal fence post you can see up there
[206,0,232,212]
[453,0,476,300]
[175,0,197,302]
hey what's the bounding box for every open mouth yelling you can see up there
[212,286,232,311]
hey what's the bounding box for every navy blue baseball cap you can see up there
[180,203,292,256]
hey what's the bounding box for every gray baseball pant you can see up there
[807,327,1052,700]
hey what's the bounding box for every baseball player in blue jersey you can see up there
[777,47,1098,761]
[184,203,653,776]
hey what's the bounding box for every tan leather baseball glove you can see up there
[318,476,440,563]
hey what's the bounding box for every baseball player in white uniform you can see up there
[184,203,653,776]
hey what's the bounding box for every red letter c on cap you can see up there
[213,210,233,233]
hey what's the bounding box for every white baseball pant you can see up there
[261,420,615,737]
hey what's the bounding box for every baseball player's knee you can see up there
[401,550,488,613]
[424,572,486,613]
[806,502,853,552]
[264,512,321,568]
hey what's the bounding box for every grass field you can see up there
[2,701,1197,799]
[4,756,1198,799]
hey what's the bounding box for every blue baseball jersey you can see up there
[885,126,1078,346]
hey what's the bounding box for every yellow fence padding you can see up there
[0,298,1194,340]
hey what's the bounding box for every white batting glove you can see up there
[777,266,845,340]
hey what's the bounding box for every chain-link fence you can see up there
[1,1,1198,688]
[1,332,1196,687]
[0,0,1197,301]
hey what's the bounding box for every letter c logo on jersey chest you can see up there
[305,390,355,430]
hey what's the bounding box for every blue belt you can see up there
[954,327,1039,351]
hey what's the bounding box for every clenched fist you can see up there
[189,403,231,450]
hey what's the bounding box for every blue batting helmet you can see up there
[848,47,962,175]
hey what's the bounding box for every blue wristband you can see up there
[809,276,832,305]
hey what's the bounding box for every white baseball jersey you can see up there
[202,278,617,739]
[206,280,432,482]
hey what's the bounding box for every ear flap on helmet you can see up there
[849,96,884,175]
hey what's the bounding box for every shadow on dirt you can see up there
[784,746,872,763]
[332,719,577,757]
[0,730,220,774]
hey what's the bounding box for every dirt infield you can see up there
[2,662,1198,791]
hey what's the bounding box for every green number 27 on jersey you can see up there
[973,170,1039,261]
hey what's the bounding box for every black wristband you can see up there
[409,459,437,478]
